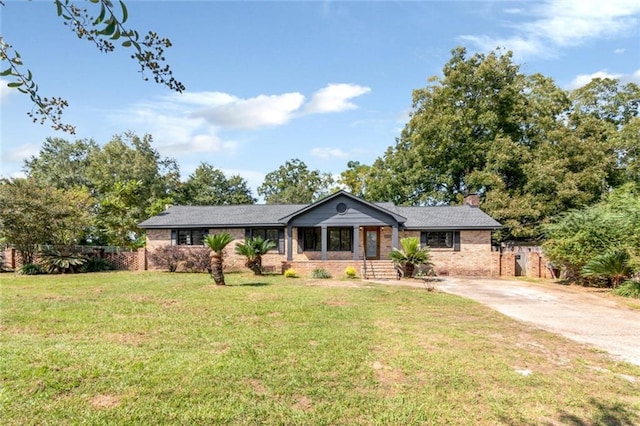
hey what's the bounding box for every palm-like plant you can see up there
[389,237,430,278]
[203,233,234,285]
[39,249,87,274]
[581,249,634,288]
[235,236,276,275]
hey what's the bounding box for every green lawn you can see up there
[2,271,639,425]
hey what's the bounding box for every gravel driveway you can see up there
[435,277,640,366]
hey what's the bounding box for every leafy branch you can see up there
[0,38,75,133]
[0,0,184,133]
[54,0,185,92]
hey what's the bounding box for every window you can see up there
[299,227,352,251]
[301,227,321,251]
[422,231,453,248]
[174,229,208,246]
[251,228,279,242]
[328,227,352,251]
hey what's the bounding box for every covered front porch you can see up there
[284,225,399,262]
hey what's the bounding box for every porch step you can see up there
[361,260,399,280]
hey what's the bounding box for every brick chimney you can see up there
[464,193,480,207]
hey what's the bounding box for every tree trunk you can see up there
[405,263,415,278]
[211,252,225,285]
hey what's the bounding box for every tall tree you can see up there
[23,137,99,189]
[179,162,255,205]
[258,158,334,204]
[1,0,183,133]
[0,178,93,264]
[366,47,640,240]
[23,132,181,247]
[339,161,371,198]
[367,47,528,206]
[87,132,180,247]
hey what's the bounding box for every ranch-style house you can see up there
[138,190,502,278]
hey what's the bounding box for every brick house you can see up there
[138,190,502,278]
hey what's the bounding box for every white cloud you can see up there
[191,92,305,129]
[460,0,640,59]
[567,69,640,89]
[304,83,371,114]
[0,78,14,102]
[310,147,350,159]
[2,142,40,165]
[614,48,626,54]
[110,83,370,158]
[568,70,623,89]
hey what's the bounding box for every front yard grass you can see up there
[1,271,639,424]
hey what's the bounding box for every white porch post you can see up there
[321,225,328,260]
[287,224,293,261]
[353,226,360,260]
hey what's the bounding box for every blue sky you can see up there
[2,0,639,197]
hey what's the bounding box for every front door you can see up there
[364,227,380,260]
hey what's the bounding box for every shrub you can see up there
[581,250,633,288]
[311,268,331,279]
[344,266,357,279]
[235,237,277,275]
[17,263,42,275]
[389,237,430,278]
[284,268,298,278]
[148,245,186,272]
[39,250,87,274]
[612,280,640,298]
[183,247,212,273]
[80,257,114,273]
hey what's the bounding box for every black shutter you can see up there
[171,230,177,246]
[453,231,460,251]
[245,228,251,240]
[420,232,427,247]
[278,229,285,254]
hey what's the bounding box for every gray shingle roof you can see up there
[395,205,502,229]
[138,204,306,228]
[139,201,501,230]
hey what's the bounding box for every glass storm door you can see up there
[364,227,380,260]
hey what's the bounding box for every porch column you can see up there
[321,225,328,260]
[287,224,293,261]
[352,226,359,260]
[392,225,399,249]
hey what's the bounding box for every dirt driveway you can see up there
[432,277,640,366]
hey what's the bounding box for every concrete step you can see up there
[361,261,399,280]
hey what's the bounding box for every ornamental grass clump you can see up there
[311,268,331,279]
[612,280,640,298]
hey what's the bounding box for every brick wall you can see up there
[500,252,516,277]
[1,247,143,271]
[103,251,141,271]
[399,230,496,276]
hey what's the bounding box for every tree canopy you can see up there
[179,162,255,206]
[364,47,640,240]
[0,178,94,263]
[258,159,335,204]
[22,132,181,248]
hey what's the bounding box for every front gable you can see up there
[279,191,406,227]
